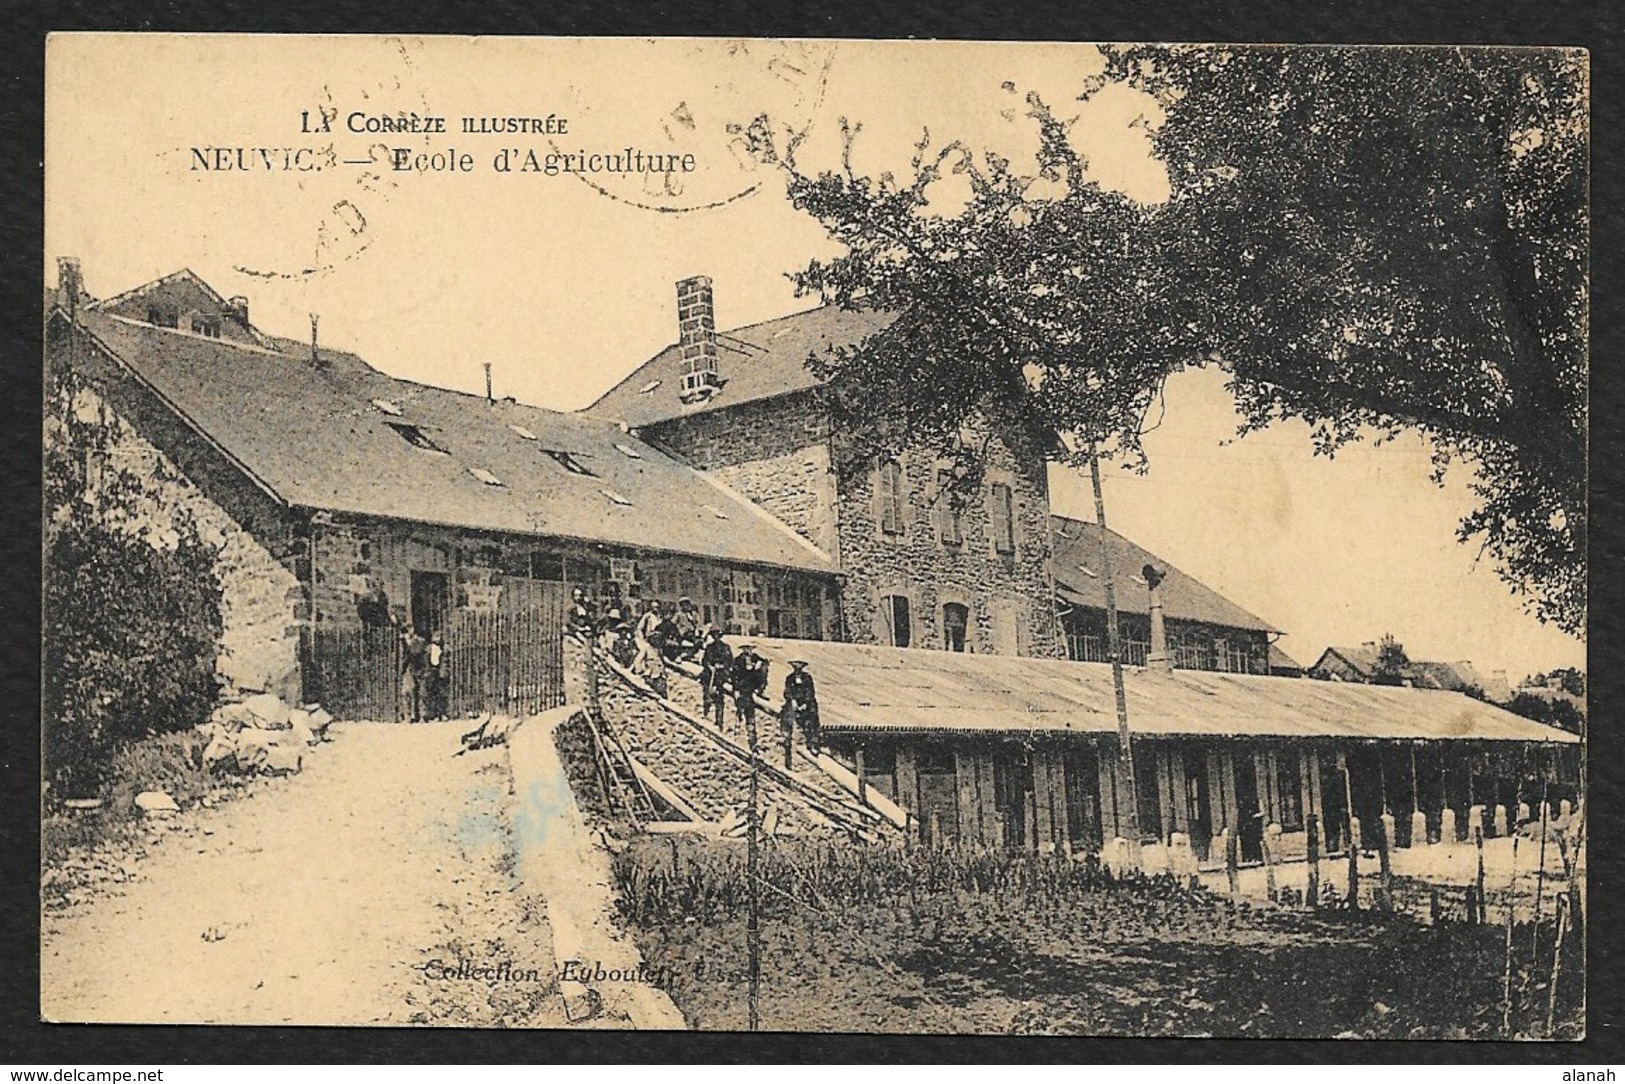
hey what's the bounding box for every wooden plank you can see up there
[1169,747,1190,835]
[1098,749,1121,842]
[955,750,979,845]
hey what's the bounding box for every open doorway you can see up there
[410,570,450,638]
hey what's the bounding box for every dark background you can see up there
[3,0,1619,1064]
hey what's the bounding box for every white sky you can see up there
[44,35,1585,681]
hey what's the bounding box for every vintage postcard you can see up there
[41,35,1586,1037]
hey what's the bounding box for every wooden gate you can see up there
[306,579,570,720]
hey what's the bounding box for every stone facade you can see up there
[310,516,834,641]
[645,391,842,561]
[646,391,1063,657]
[49,328,305,699]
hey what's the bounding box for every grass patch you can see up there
[612,834,1584,1038]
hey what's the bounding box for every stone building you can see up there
[589,277,1065,658]
[45,262,837,716]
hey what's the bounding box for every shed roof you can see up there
[1312,645,1483,692]
[57,285,835,575]
[586,303,896,429]
[1051,516,1279,634]
[740,638,1576,744]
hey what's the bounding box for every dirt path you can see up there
[42,722,567,1027]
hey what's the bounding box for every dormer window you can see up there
[385,421,448,454]
[147,305,179,328]
[191,314,222,338]
[544,449,596,477]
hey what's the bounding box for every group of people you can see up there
[398,623,450,724]
[700,629,822,763]
[568,585,822,761]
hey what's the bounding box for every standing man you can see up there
[567,586,594,640]
[783,659,821,757]
[634,598,668,693]
[731,643,770,737]
[398,618,428,723]
[700,627,733,729]
[425,629,449,721]
[668,597,701,660]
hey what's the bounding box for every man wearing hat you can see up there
[783,659,821,757]
[730,642,770,736]
[669,596,701,660]
[699,627,733,728]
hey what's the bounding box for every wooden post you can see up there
[1341,751,1359,910]
[1532,782,1551,960]
[1475,823,1489,924]
[745,689,761,1031]
[855,746,868,805]
[1376,813,1394,910]
[1224,827,1240,901]
[1306,811,1321,908]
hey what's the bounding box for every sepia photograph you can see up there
[41,35,1586,1039]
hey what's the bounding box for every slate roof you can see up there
[1312,646,1484,692]
[1050,516,1279,634]
[586,303,896,429]
[56,284,836,575]
[738,638,1578,744]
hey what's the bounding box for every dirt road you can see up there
[42,722,567,1026]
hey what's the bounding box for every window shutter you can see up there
[991,482,1015,554]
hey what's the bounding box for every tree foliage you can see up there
[43,316,224,795]
[1372,633,1411,686]
[759,45,1587,632]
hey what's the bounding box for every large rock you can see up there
[262,743,303,776]
[202,734,239,773]
[239,692,294,730]
[286,709,317,748]
[134,791,179,816]
[301,705,334,742]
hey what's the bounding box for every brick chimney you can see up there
[676,275,720,400]
[226,295,250,328]
[56,256,85,311]
[1144,564,1173,672]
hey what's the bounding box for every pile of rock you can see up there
[197,692,334,777]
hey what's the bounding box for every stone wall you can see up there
[310,515,833,641]
[642,391,841,562]
[50,333,307,699]
[647,393,1064,657]
[831,421,1064,658]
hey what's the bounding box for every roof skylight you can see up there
[371,398,403,416]
[544,449,597,477]
[509,423,538,441]
[601,489,632,506]
[385,421,448,455]
[469,467,504,487]
[614,442,643,459]
[638,379,662,394]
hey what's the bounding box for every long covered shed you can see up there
[741,638,1579,864]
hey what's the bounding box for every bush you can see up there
[44,518,223,795]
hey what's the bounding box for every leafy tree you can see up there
[758,45,1586,632]
[1505,691,1584,733]
[43,311,224,796]
[1372,633,1411,686]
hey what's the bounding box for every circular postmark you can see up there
[550,39,835,214]
[233,36,436,283]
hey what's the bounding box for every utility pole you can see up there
[745,697,762,1031]
[1090,446,1140,857]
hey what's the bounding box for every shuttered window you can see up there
[878,458,905,536]
[990,482,1016,554]
[937,469,963,546]
[881,594,912,648]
